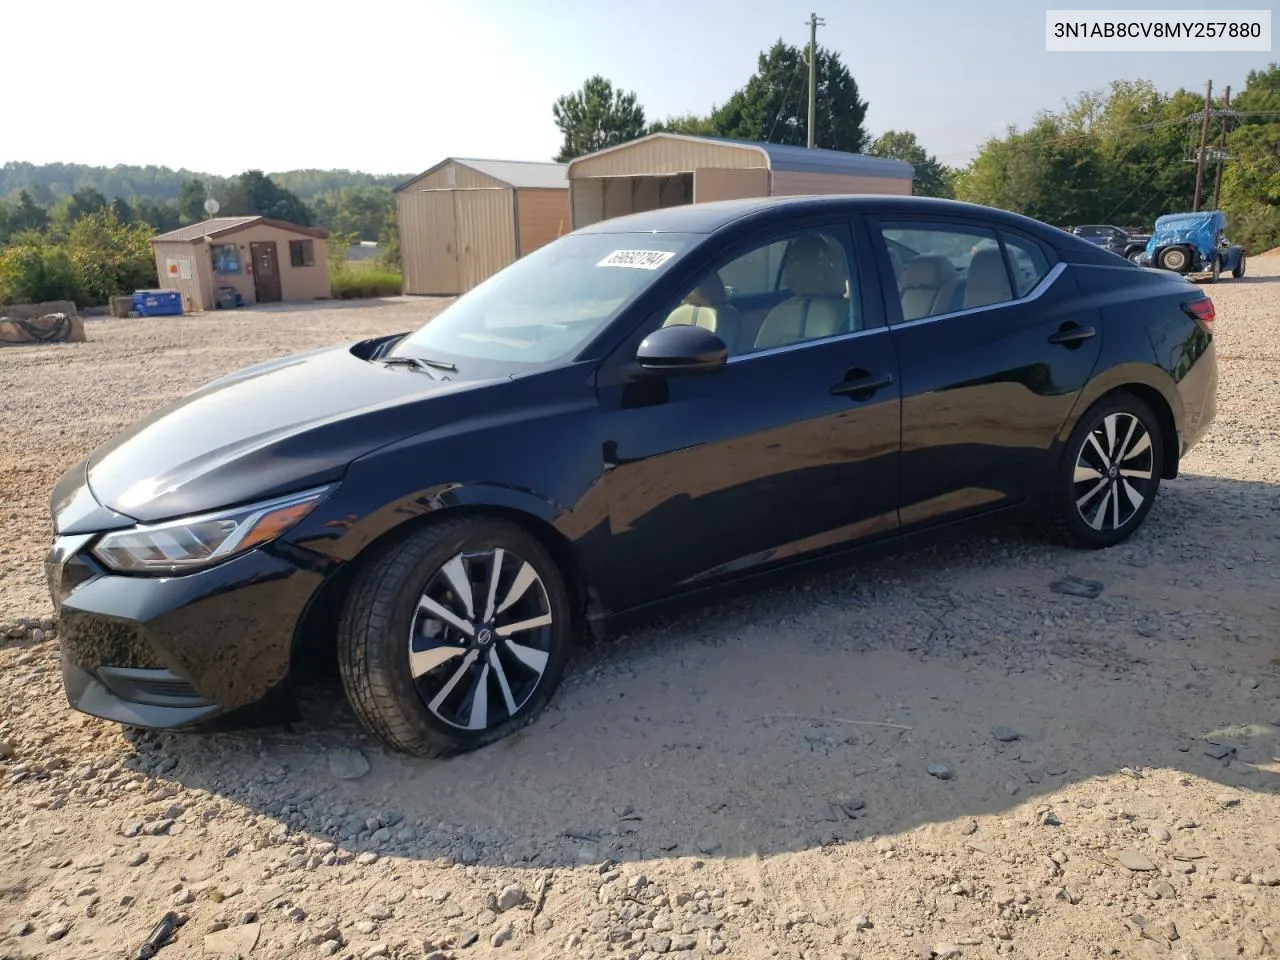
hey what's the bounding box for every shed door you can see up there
[454,189,516,293]
[249,242,282,303]
[406,190,459,295]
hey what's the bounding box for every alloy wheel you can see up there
[408,548,553,731]
[1072,412,1156,532]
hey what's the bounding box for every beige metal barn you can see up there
[565,133,915,229]
[395,158,570,296]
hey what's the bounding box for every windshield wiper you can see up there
[379,354,457,373]
[378,355,434,373]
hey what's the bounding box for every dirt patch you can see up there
[2,277,1279,959]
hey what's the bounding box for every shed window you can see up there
[289,240,315,267]
[210,244,240,274]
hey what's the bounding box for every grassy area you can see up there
[330,265,402,299]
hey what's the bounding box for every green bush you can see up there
[330,265,403,299]
[1226,205,1280,255]
[0,233,81,306]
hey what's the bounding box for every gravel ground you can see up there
[1,266,1279,960]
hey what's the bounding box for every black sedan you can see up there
[47,196,1218,757]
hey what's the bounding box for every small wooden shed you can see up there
[395,158,570,296]
[151,216,331,312]
[565,133,915,229]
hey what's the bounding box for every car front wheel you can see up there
[1158,246,1191,272]
[1233,253,1247,279]
[337,515,572,757]
[1049,393,1164,548]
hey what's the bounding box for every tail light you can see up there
[1182,298,1215,335]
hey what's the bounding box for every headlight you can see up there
[91,485,335,574]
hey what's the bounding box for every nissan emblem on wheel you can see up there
[46,195,1218,757]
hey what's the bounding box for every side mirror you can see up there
[635,324,727,376]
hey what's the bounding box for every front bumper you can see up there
[48,529,328,729]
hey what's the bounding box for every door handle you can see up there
[830,371,893,398]
[1048,324,1096,345]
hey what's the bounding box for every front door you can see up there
[588,220,902,613]
[250,242,282,303]
[867,216,1103,529]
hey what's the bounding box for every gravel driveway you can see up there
[2,266,1279,960]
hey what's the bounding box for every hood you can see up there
[84,342,497,523]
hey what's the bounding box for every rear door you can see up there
[865,216,1102,530]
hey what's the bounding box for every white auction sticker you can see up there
[597,250,675,269]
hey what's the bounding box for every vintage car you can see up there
[1137,210,1247,281]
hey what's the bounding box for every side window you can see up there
[659,228,859,357]
[999,233,1050,297]
[879,223,1011,321]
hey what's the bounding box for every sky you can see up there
[5,0,1274,176]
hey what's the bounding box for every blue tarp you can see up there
[1144,210,1226,259]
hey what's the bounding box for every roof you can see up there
[151,216,329,243]
[394,158,568,193]
[564,133,914,180]
[574,194,1065,241]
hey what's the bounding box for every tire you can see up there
[337,515,573,757]
[1207,255,1220,283]
[1158,246,1191,273]
[1048,393,1164,549]
[1127,249,1145,265]
[1233,253,1247,279]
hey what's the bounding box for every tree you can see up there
[648,113,718,137]
[552,76,648,162]
[10,190,49,233]
[867,130,955,198]
[177,178,209,225]
[221,171,313,225]
[65,208,157,304]
[711,40,868,153]
[311,186,396,241]
[1221,63,1280,252]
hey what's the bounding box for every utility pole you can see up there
[1192,78,1213,212]
[805,12,825,148]
[1211,85,1232,211]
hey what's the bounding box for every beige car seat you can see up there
[898,254,959,321]
[962,246,1013,309]
[753,236,851,350]
[663,272,740,349]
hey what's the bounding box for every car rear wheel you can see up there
[1127,249,1145,264]
[1233,253,1247,279]
[1049,393,1164,549]
[1158,246,1191,272]
[337,515,572,757]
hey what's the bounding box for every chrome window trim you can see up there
[725,324,888,366]
[889,261,1068,331]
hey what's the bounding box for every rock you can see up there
[457,845,479,865]
[1117,849,1156,871]
[1203,743,1235,760]
[204,922,261,955]
[671,934,698,951]
[696,838,721,855]
[1259,869,1280,887]
[328,748,371,780]
[935,945,963,959]
[1004,781,1020,796]
[128,851,148,867]
[927,763,955,780]
[476,909,497,926]
[1172,847,1206,861]
[363,945,390,959]
[1149,825,1172,843]
[959,819,978,836]
[364,901,392,920]
[1147,879,1177,900]
[1054,886,1081,904]
[1041,811,1062,827]
[490,923,514,947]
[853,916,873,931]
[440,902,464,920]
[966,840,997,856]
[497,883,526,911]
[9,919,33,937]
[648,934,673,953]
[1050,575,1103,599]
[355,920,376,934]
[120,818,144,838]
[1217,793,1242,808]
[46,920,70,942]
[319,943,341,958]
[455,930,479,947]
[286,906,307,922]
[1159,920,1179,942]
[991,726,1020,742]
[356,852,379,866]
[835,795,866,817]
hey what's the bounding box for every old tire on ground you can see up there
[1233,253,1247,279]
[1158,245,1192,273]
[337,515,572,757]
[1048,393,1164,549]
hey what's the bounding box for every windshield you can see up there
[391,231,697,367]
